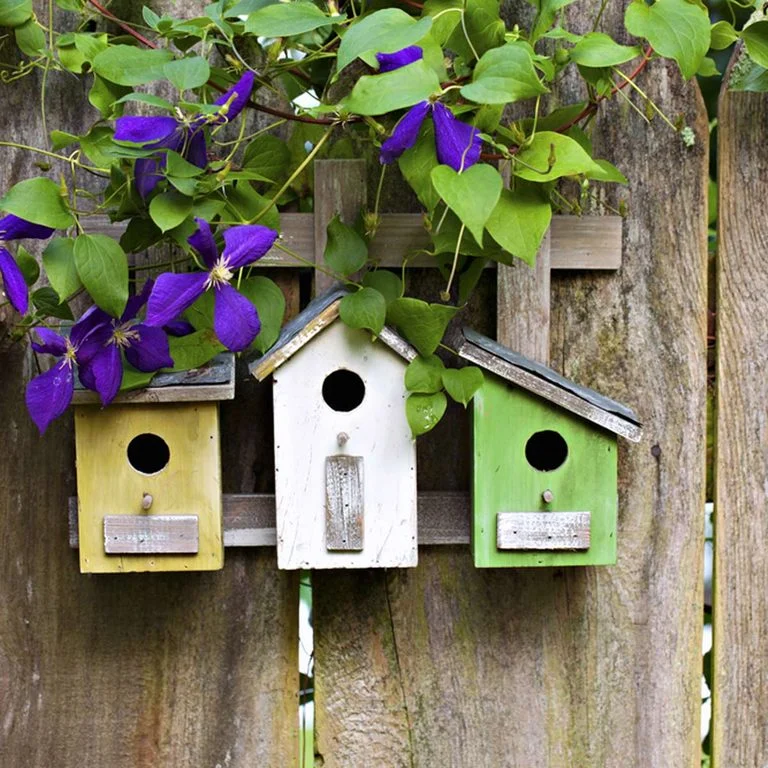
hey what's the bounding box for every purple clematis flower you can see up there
[377,45,423,72]
[25,316,99,434]
[76,279,174,407]
[375,48,481,172]
[0,213,55,314]
[145,219,278,353]
[163,318,196,337]
[114,71,255,198]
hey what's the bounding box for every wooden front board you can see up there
[496,511,591,550]
[103,514,199,554]
[273,322,417,569]
[472,376,617,567]
[75,402,224,573]
[325,456,364,550]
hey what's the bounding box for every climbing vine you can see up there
[0,0,754,434]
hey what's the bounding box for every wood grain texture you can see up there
[75,403,223,573]
[459,340,642,442]
[89,213,621,270]
[325,456,365,551]
[496,512,591,551]
[497,230,551,363]
[273,321,417,569]
[314,159,367,293]
[314,3,707,766]
[103,515,199,555]
[70,490,473,548]
[712,57,768,767]
[0,2,299,762]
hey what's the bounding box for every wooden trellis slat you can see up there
[87,212,622,271]
[68,492,472,549]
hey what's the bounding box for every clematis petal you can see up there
[379,101,430,165]
[185,129,208,168]
[0,213,55,241]
[77,358,98,393]
[163,318,195,336]
[134,156,167,199]
[70,304,111,348]
[212,71,255,124]
[222,224,279,269]
[121,278,154,322]
[114,116,180,145]
[145,271,209,328]
[75,323,113,368]
[432,102,482,172]
[125,324,173,372]
[376,45,423,73]
[81,343,122,406]
[188,218,218,269]
[31,327,68,356]
[0,246,28,313]
[213,283,260,352]
[25,360,74,434]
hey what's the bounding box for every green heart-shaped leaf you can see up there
[624,0,709,80]
[339,287,387,336]
[324,214,368,277]
[386,297,458,356]
[460,43,548,105]
[405,354,445,393]
[431,164,503,245]
[442,366,484,406]
[486,187,551,266]
[513,131,600,182]
[406,391,447,437]
[0,177,74,230]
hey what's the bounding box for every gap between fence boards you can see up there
[67,492,471,548]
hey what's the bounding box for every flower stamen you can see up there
[205,256,234,289]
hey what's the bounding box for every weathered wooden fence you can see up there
[0,0,738,766]
[712,45,768,768]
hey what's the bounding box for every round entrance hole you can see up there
[525,430,568,472]
[322,369,365,412]
[127,433,170,475]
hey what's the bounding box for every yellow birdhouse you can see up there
[72,355,234,574]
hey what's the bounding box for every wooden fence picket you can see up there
[712,47,768,768]
[313,3,708,766]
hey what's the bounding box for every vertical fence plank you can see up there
[314,4,707,767]
[497,232,551,362]
[712,51,768,767]
[314,160,368,294]
[0,5,300,766]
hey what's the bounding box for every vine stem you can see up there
[442,222,465,300]
[480,45,655,161]
[250,126,334,224]
[85,0,342,125]
[86,0,158,49]
[556,45,655,133]
[274,241,362,287]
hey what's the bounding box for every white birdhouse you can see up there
[249,288,418,570]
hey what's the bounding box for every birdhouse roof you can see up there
[72,352,235,405]
[249,287,416,381]
[456,327,642,442]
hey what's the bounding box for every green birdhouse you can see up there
[456,328,643,568]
